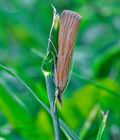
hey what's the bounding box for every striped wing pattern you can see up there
[55,10,81,103]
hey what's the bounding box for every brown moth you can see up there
[55,10,82,104]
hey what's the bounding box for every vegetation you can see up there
[0,0,120,140]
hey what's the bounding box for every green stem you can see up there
[80,104,100,140]
[96,111,108,140]
[46,74,61,140]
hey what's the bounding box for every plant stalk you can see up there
[46,74,61,140]
[96,111,108,140]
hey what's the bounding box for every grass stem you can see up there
[96,111,108,140]
[46,74,61,140]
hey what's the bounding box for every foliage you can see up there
[0,0,120,140]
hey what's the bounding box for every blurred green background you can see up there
[0,0,120,140]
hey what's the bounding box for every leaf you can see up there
[41,6,61,140]
[59,119,79,140]
[73,72,120,98]
[41,5,59,75]
[31,48,45,59]
[96,111,108,140]
[0,64,79,140]
[80,104,100,140]
[94,42,120,78]
[0,67,45,140]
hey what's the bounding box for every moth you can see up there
[54,10,82,104]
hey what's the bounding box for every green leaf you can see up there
[80,104,100,140]
[96,111,108,140]
[94,42,120,78]
[73,72,120,98]
[41,6,61,140]
[59,119,79,140]
[41,5,59,75]
[0,64,79,140]
[0,66,45,140]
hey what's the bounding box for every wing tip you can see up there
[57,92,63,106]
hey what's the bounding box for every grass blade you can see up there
[41,6,61,140]
[96,111,108,140]
[59,119,79,140]
[0,64,79,140]
[80,104,100,140]
[45,74,61,140]
[0,69,44,140]
[31,48,45,59]
[73,72,120,97]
